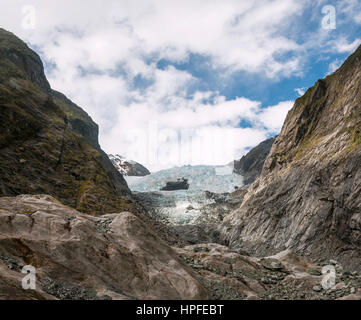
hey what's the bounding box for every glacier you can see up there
[125,165,243,225]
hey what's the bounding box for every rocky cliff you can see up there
[223,45,361,271]
[234,137,276,185]
[0,28,135,214]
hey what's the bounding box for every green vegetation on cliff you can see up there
[277,45,361,163]
[0,28,137,215]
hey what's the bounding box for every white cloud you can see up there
[3,0,306,77]
[355,12,361,24]
[333,38,361,53]
[337,0,361,25]
[327,59,342,75]
[256,101,294,133]
[99,75,280,171]
[0,0,358,171]
[295,87,306,96]
[106,122,270,172]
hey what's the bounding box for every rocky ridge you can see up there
[0,28,134,215]
[222,45,361,271]
[108,154,150,176]
[233,137,276,185]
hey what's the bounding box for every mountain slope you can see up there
[233,137,276,185]
[222,45,361,270]
[109,154,150,176]
[0,28,134,214]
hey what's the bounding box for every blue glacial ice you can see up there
[124,165,243,225]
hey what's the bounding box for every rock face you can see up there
[108,154,150,176]
[233,137,276,185]
[0,28,134,214]
[223,45,361,271]
[0,195,208,300]
[1,195,359,300]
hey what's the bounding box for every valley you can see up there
[0,27,360,301]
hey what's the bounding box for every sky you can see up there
[1,0,361,171]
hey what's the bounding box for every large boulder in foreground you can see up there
[222,45,361,271]
[0,195,208,300]
[0,28,133,214]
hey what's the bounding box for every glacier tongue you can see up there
[125,165,243,225]
[125,165,243,193]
